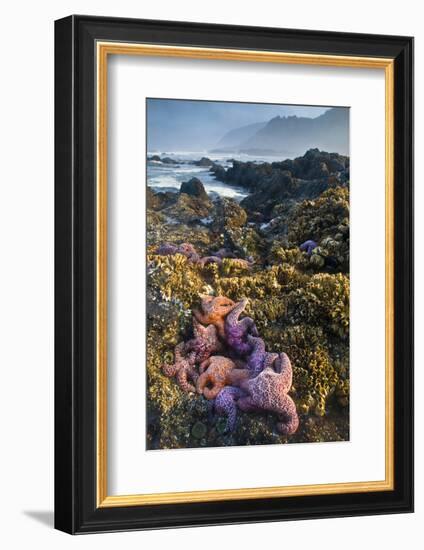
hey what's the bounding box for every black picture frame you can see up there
[55,14,414,534]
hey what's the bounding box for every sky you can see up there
[146,98,329,152]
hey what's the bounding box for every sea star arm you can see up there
[247,336,266,375]
[237,395,261,413]
[228,368,251,386]
[192,308,208,325]
[226,299,248,328]
[187,363,199,383]
[263,352,278,371]
[276,395,299,435]
[274,352,293,392]
[197,371,223,400]
[161,362,178,377]
[239,317,259,337]
[192,317,206,338]
[176,364,196,393]
[215,393,238,432]
[198,357,211,374]
[198,256,223,268]
[173,341,186,363]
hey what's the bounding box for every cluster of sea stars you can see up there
[161,295,299,436]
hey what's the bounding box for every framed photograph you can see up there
[54,15,414,533]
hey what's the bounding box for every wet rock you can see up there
[193,156,214,167]
[161,156,179,164]
[146,186,177,211]
[180,177,209,202]
[147,155,179,164]
[210,163,226,181]
[240,170,296,216]
[162,193,212,224]
[211,197,247,232]
[212,149,349,216]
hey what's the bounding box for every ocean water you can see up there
[147,151,284,201]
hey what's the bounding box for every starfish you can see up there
[213,386,247,433]
[197,255,223,268]
[155,242,200,262]
[155,242,179,255]
[182,318,223,364]
[234,352,299,435]
[299,239,318,256]
[196,356,237,400]
[161,319,222,392]
[227,335,277,380]
[177,242,200,262]
[245,334,279,376]
[225,299,258,355]
[212,248,237,259]
[161,351,199,393]
[193,295,236,339]
[155,243,253,272]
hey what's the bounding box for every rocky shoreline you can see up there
[146,149,350,450]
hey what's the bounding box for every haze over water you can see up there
[146,99,348,199]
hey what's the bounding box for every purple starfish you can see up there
[212,248,237,259]
[155,242,200,262]
[246,334,279,377]
[197,255,223,268]
[224,299,258,355]
[213,386,246,433]
[235,352,299,435]
[299,239,318,255]
[155,242,179,255]
[161,318,222,393]
[183,318,223,364]
[177,243,200,263]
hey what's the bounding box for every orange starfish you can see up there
[196,356,237,400]
[193,295,236,339]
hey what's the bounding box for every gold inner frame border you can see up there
[96,42,394,508]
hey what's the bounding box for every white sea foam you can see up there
[147,153,247,200]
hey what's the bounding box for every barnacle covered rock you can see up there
[287,187,349,270]
[146,152,350,449]
[211,196,247,232]
[162,191,213,224]
[224,226,265,263]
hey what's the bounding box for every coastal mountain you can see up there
[211,107,349,157]
[215,121,267,149]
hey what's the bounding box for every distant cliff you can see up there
[211,108,349,157]
[214,121,267,149]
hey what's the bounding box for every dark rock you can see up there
[163,191,212,224]
[210,163,226,181]
[161,156,179,164]
[147,155,179,164]
[180,177,209,201]
[146,186,177,210]
[214,150,349,216]
[193,156,214,167]
[248,211,266,224]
